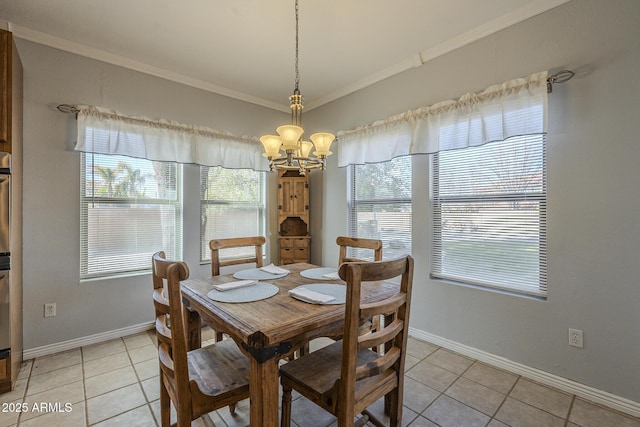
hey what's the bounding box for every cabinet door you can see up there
[0,30,10,149]
[280,178,309,217]
[279,178,295,216]
[291,179,308,216]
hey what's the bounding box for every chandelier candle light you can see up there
[260,0,335,175]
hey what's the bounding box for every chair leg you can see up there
[387,388,401,427]
[159,377,170,427]
[176,408,192,427]
[280,382,292,427]
[215,331,224,342]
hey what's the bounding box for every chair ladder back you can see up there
[357,317,403,353]
[155,255,193,415]
[152,251,171,317]
[338,256,414,418]
[209,236,266,276]
[155,315,172,347]
[336,236,383,265]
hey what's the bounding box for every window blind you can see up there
[349,156,412,260]
[80,153,182,279]
[200,166,266,262]
[430,135,547,297]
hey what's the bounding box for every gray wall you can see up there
[17,39,285,349]
[14,0,640,405]
[307,0,640,403]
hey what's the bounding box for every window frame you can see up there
[199,166,267,264]
[348,156,413,261]
[429,135,548,298]
[79,152,183,280]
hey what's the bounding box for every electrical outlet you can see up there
[44,303,56,318]
[568,328,583,348]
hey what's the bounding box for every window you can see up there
[80,153,182,279]
[430,135,547,297]
[348,156,412,260]
[200,167,266,262]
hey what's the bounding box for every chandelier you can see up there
[259,0,335,176]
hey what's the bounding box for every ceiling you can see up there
[0,0,568,112]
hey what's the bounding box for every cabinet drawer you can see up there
[293,247,309,261]
[280,247,294,264]
[293,238,308,248]
[280,238,294,248]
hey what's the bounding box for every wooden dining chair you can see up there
[209,236,266,276]
[337,236,384,352]
[337,236,383,264]
[152,251,250,427]
[209,236,266,341]
[280,255,414,427]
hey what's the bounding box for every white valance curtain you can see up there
[337,71,548,167]
[74,106,270,171]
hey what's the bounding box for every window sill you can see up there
[80,269,151,284]
[430,276,547,301]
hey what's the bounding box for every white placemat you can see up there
[289,283,346,305]
[300,267,340,281]
[207,282,279,303]
[233,268,289,280]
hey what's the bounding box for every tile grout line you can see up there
[434,358,496,426]
[412,348,498,426]
[409,344,446,425]
[417,348,582,427]
[14,361,32,426]
[84,336,158,426]
[135,331,164,427]
[489,370,522,427]
[564,395,577,427]
[82,344,91,427]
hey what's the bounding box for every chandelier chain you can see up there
[259,0,335,175]
[294,0,300,93]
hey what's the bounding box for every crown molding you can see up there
[306,0,571,111]
[5,0,569,113]
[7,22,291,113]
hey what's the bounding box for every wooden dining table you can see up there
[180,262,400,427]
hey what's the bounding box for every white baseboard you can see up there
[23,322,154,360]
[409,327,640,419]
[21,323,640,419]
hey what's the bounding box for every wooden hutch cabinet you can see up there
[278,170,311,264]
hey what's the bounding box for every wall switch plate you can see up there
[44,303,56,318]
[568,328,583,348]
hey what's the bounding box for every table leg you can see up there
[249,356,280,427]
[185,309,201,350]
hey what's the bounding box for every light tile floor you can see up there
[1,330,639,427]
